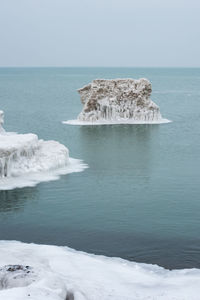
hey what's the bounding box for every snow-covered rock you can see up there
[0,111,87,190]
[0,265,36,290]
[0,241,200,300]
[0,133,69,179]
[64,78,170,125]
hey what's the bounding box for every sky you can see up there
[0,0,200,67]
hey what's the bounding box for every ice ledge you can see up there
[63,118,171,126]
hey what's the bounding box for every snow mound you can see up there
[0,241,200,300]
[64,78,170,125]
[0,265,36,290]
[0,112,87,190]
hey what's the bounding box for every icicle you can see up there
[0,111,5,132]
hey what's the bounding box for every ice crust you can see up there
[0,112,87,190]
[64,78,170,125]
[0,241,200,300]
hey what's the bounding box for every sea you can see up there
[0,67,200,270]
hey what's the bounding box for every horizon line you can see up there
[0,66,200,69]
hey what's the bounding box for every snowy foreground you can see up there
[64,78,170,125]
[0,112,87,190]
[0,241,200,300]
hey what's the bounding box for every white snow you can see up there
[0,112,87,190]
[0,241,200,300]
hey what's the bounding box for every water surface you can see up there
[0,67,200,269]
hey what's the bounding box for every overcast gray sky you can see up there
[0,0,200,67]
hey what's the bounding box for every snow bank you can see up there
[0,241,200,300]
[0,112,87,190]
[64,78,170,125]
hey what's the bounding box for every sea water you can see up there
[0,67,200,269]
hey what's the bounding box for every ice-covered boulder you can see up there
[0,133,69,178]
[64,78,169,125]
[0,111,87,190]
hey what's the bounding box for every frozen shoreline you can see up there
[0,241,200,300]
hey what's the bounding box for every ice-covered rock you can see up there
[0,111,87,190]
[64,78,170,125]
[0,133,69,179]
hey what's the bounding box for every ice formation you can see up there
[64,78,170,125]
[0,111,5,132]
[1,241,200,300]
[0,111,87,190]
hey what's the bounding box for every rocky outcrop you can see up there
[77,78,163,123]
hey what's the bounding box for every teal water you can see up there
[0,68,200,269]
